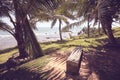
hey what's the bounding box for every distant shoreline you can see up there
[0,26,80,50]
[0,33,72,50]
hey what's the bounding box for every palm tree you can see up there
[29,0,74,41]
[62,0,120,43]
[98,21,101,35]
[0,0,44,59]
[0,0,68,58]
[97,0,120,44]
[87,14,90,38]
[51,15,69,41]
[62,0,95,38]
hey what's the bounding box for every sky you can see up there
[1,16,120,31]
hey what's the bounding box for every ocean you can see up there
[0,26,81,50]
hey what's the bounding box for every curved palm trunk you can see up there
[14,23,28,58]
[13,0,43,58]
[101,22,107,35]
[59,20,63,41]
[98,0,116,44]
[23,18,43,58]
[98,21,101,35]
[87,15,90,38]
[100,17,116,44]
[105,22,116,44]
[13,0,28,58]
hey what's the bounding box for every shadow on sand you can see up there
[86,42,120,80]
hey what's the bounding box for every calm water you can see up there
[0,26,81,50]
[0,26,81,37]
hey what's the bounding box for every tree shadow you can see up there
[0,66,55,80]
[85,40,120,80]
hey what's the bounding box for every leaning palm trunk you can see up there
[101,22,107,35]
[59,19,63,41]
[98,21,101,35]
[87,15,90,38]
[14,23,28,58]
[23,18,43,58]
[100,17,116,44]
[105,21,116,44]
[98,0,116,44]
[13,0,28,58]
[13,0,43,58]
[106,27,116,44]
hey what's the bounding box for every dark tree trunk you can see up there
[98,0,116,44]
[100,16,116,44]
[59,19,63,41]
[13,0,28,58]
[23,18,43,58]
[101,22,107,35]
[98,21,101,35]
[87,15,90,38]
[13,0,43,58]
[15,24,28,58]
[87,25,90,38]
[105,22,116,44]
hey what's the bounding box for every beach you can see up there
[0,26,80,50]
[0,35,17,50]
[0,32,72,50]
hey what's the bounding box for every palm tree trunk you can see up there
[100,16,116,44]
[98,21,101,35]
[13,0,43,58]
[105,22,116,44]
[87,15,90,38]
[59,20,63,41]
[23,18,43,58]
[15,24,28,58]
[101,22,107,35]
[13,0,28,58]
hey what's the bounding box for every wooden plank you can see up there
[66,47,83,75]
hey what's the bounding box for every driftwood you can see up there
[66,47,83,75]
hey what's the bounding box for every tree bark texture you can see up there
[59,19,63,41]
[13,0,43,58]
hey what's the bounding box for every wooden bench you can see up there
[66,47,83,75]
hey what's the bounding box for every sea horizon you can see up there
[0,26,81,50]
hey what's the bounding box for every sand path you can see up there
[39,51,99,80]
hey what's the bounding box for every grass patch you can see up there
[1,27,120,64]
[20,55,50,69]
[0,55,51,80]
[41,38,104,53]
[0,47,17,54]
[0,27,120,80]
[0,28,120,62]
[0,49,18,64]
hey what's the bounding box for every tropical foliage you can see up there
[0,0,45,59]
[0,0,120,58]
[61,0,120,43]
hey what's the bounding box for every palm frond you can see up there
[62,11,75,20]
[51,18,57,28]
[33,12,52,21]
[0,20,11,30]
[28,0,62,14]
[0,20,15,36]
[58,1,79,11]
[54,15,69,24]
[62,18,86,32]
[0,6,9,17]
